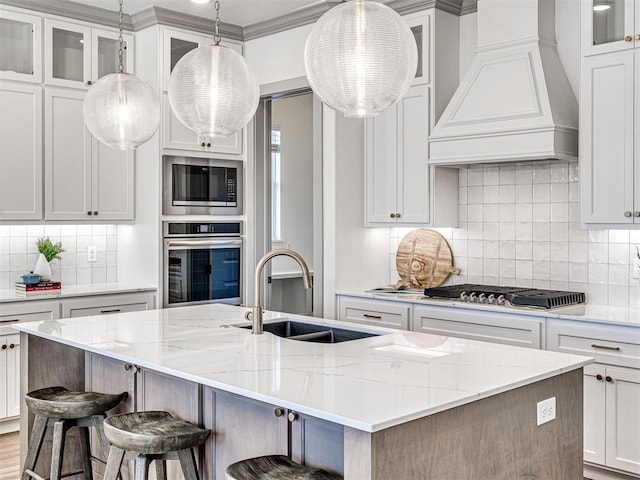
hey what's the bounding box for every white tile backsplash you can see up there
[388,161,640,307]
[0,224,118,288]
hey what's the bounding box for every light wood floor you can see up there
[0,432,19,480]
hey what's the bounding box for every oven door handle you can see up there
[166,239,242,248]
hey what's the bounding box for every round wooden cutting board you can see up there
[395,229,460,289]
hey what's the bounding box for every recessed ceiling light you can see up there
[190,0,211,3]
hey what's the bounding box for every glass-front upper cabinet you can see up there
[45,19,133,89]
[582,0,638,55]
[162,29,206,91]
[403,11,430,85]
[0,10,42,83]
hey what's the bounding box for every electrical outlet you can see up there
[87,246,97,262]
[537,397,556,426]
[633,257,640,280]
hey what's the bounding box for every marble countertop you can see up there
[0,283,157,303]
[338,290,640,328]
[14,303,591,433]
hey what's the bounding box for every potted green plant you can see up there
[33,237,65,282]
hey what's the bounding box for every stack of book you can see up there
[14,281,62,296]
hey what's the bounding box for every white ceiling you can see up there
[77,0,329,27]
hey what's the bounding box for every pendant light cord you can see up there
[118,0,124,73]
[214,0,221,45]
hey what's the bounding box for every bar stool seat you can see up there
[22,386,127,480]
[225,455,342,480]
[103,411,210,480]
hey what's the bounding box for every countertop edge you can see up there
[0,284,157,303]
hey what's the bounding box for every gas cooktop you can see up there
[423,284,586,309]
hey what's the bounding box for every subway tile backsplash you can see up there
[0,224,118,289]
[389,161,640,307]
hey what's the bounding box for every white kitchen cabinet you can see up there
[547,319,640,477]
[405,11,430,86]
[412,304,544,349]
[0,9,42,83]
[61,292,155,318]
[44,19,133,89]
[582,0,640,56]
[580,51,640,226]
[44,86,134,221]
[161,28,244,157]
[365,84,457,226]
[336,295,410,330]
[1,334,20,419]
[0,81,42,221]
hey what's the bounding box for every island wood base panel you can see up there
[345,369,584,480]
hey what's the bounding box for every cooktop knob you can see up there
[478,293,487,303]
[459,291,468,301]
[497,295,506,305]
[487,294,496,304]
[468,292,477,302]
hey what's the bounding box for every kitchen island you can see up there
[15,303,592,479]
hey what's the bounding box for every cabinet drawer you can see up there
[412,305,543,349]
[337,296,409,330]
[547,319,640,369]
[0,301,60,335]
[62,293,155,318]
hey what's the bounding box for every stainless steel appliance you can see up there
[423,284,585,309]
[163,222,242,307]
[163,156,242,215]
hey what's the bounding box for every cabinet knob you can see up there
[124,363,132,371]
[396,213,401,219]
[390,213,396,219]
[596,374,603,381]
[87,80,93,86]
[93,211,99,216]
[201,142,206,147]
[624,211,632,217]
[207,142,211,148]
[274,408,284,417]
[625,35,633,42]
[87,211,93,216]
[133,366,141,374]
[9,344,15,349]
[1,345,6,350]
[606,376,613,383]
[634,211,640,217]
[635,34,640,41]
[287,411,298,422]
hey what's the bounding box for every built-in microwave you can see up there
[163,156,242,215]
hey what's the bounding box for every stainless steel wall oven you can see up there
[163,222,242,307]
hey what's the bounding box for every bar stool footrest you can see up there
[24,468,85,480]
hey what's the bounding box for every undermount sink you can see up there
[239,320,382,343]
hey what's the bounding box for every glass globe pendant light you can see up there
[304,0,418,118]
[83,0,160,150]
[168,1,259,138]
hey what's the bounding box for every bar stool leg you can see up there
[22,415,48,480]
[77,427,93,480]
[50,420,70,480]
[176,448,199,480]
[154,459,167,480]
[104,446,126,480]
[135,456,151,480]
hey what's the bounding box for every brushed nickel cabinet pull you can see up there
[133,366,141,374]
[100,309,122,314]
[124,363,132,371]
[634,211,640,217]
[624,211,632,217]
[274,408,284,417]
[0,319,19,324]
[596,374,603,381]
[363,313,382,319]
[288,411,298,422]
[625,35,632,42]
[591,344,621,351]
[635,34,640,41]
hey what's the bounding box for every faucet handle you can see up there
[244,311,253,321]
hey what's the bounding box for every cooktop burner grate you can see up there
[423,284,586,309]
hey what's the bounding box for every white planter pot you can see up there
[33,253,52,282]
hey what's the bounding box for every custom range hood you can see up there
[429,0,578,165]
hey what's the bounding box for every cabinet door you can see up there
[605,365,640,474]
[582,0,636,56]
[211,391,288,479]
[62,293,155,318]
[365,104,398,224]
[0,81,42,220]
[0,10,42,83]
[45,87,92,221]
[397,84,429,224]
[0,336,7,418]
[163,92,200,150]
[5,334,20,418]
[91,139,134,221]
[580,52,635,224]
[583,365,606,466]
[0,301,60,336]
[44,19,91,88]
[403,11,430,85]
[290,412,344,476]
[91,28,134,82]
[162,29,204,92]
[337,296,410,330]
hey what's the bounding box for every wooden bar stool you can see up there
[102,411,210,480]
[22,386,127,480]
[225,455,342,480]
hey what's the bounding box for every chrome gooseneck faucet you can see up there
[245,249,313,334]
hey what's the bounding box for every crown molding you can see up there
[0,0,134,30]
[460,0,478,15]
[131,6,243,40]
